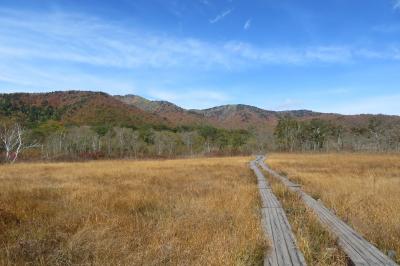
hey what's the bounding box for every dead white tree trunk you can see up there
[0,123,38,163]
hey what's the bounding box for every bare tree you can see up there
[368,118,384,152]
[254,130,274,153]
[114,127,142,158]
[0,123,38,163]
[164,131,179,157]
[114,127,129,157]
[180,131,198,156]
[153,131,167,156]
[43,131,67,159]
[127,130,142,158]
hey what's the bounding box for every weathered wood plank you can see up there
[258,157,398,266]
[250,159,307,266]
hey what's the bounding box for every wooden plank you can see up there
[258,157,398,266]
[250,160,307,266]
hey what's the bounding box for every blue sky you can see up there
[0,0,400,114]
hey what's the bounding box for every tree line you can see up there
[274,116,400,152]
[1,115,400,163]
[0,120,273,163]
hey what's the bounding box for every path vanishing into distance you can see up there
[252,156,398,266]
[250,158,306,266]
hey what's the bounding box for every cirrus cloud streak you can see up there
[1,8,400,73]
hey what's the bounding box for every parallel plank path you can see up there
[250,157,307,266]
[257,156,398,266]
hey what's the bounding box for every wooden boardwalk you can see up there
[257,156,398,266]
[250,158,307,266]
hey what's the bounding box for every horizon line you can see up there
[0,89,397,117]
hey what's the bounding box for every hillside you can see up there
[1,91,399,131]
[116,95,207,126]
[191,104,278,129]
[116,95,400,130]
[0,91,167,128]
[116,96,290,129]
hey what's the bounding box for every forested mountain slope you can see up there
[0,91,167,128]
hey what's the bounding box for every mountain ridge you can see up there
[1,91,399,130]
[116,94,399,130]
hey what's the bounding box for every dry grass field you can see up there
[267,153,400,263]
[0,157,266,266]
[264,172,348,265]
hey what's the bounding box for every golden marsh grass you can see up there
[0,157,266,265]
[267,153,400,263]
[264,170,348,265]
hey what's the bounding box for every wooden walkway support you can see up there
[257,156,398,266]
[250,157,307,266]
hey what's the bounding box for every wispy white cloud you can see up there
[224,42,354,64]
[0,9,236,70]
[1,8,400,70]
[244,19,251,30]
[0,61,137,93]
[355,47,400,60]
[209,8,233,24]
[0,7,400,93]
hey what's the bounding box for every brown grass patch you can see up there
[267,153,400,263]
[0,157,266,265]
